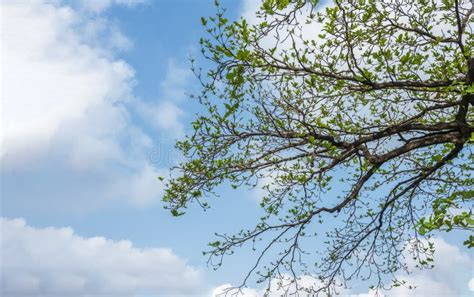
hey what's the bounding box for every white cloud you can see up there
[384,237,474,297]
[149,100,185,136]
[0,217,203,296]
[468,278,474,292]
[240,0,327,51]
[138,59,191,138]
[251,175,274,202]
[136,59,190,138]
[1,0,134,168]
[211,238,473,297]
[212,275,349,297]
[240,0,260,25]
[0,0,178,211]
[160,59,192,101]
[212,284,259,296]
[250,171,282,204]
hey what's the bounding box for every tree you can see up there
[163,0,474,294]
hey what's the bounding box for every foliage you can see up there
[163,0,474,294]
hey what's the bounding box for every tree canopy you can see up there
[162,0,474,294]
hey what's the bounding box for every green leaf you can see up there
[209,241,221,247]
[171,209,185,217]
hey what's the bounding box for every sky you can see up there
[0,0,473,296]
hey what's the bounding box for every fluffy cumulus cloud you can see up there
[1,0,132,163]
[212,238,474,297]
[384,237,474,297]
[1,217,203,296]
[0,0,184,212]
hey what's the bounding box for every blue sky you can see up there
[1,0,473,296]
